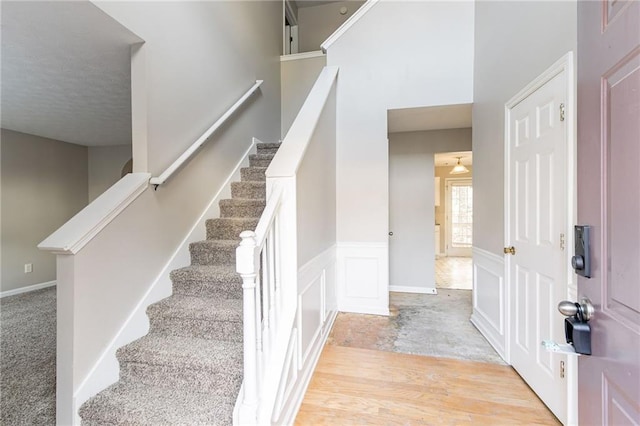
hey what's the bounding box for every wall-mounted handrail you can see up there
[320,0,379,53]
[150,80,263,189]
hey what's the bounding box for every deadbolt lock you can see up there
[503,246,516,255]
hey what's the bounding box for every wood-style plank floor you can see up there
[295,345,560,425]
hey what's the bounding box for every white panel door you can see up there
[506,69,568,422]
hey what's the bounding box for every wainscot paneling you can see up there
[471,246,507,360]
[274,245,337,424]
[336,243,389,316]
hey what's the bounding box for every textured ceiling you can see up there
[388,103,472,134]
[1,1,142,146]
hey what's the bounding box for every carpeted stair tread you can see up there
[79,381,235,426]
[231,181,266,199]
[148,294,242,323]
[170,265,242,298]
[206,217,259,240]
[117,335,243,369]
[171,264,240,282]
[241,166,267,182]
[189,239,238,265]
[147,295,242,341]
[248,153,275,168]
[256,142,281,154]
[117,335,242,394]
[219,198,265,218]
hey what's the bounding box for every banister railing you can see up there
[235,66,338,425]
[150,80,263,188]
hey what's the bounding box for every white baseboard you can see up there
[0,280,56,298]
[73,139,260,411]
[389,285,437,294]
[472,246,506,360]
[337,242,389,316]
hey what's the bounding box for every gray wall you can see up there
[1,129,88,292]
[88,144,131,202]
[388,129,472,291]
[473,0,577,255]
[297,1,365,52]
[281,55,326,137]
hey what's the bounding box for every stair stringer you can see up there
[73,138,262,417]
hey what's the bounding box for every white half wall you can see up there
[471,246,506,360]
[281,52,326,138]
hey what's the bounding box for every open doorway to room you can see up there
[379,104,501,365]
[434,151,472,291]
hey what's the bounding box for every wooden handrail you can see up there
[150,80,263,188]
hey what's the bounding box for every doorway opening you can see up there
[434,152,472,291]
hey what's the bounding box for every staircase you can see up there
[79,143,281,425]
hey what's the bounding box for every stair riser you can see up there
[249,157,272,168]
[241,167,266,182]
[148,318,242,342]
[231,182,266,199]
[256,147,279,155]
[220,203,265,218]
[171,280,242,299]
[119,363,242,396]
[189,243,235,265]
[206,218,258,240]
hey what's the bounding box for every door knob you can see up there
[389,231,394,236]
[558,297,594,322]
[503,246,516,255]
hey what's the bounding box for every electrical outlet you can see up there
[24,263,33,273]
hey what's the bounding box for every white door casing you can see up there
[505,53,575,424]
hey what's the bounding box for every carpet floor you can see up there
[1,287,56,426]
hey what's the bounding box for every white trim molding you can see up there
[470,246,507,361]
[0,280,56,298]
[38,173,150,255]
[321,0,380,53]
[337,242,389,316]
[389,285,437,295]
[280,51,325,62]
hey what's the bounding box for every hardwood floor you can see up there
[295,345,560,425]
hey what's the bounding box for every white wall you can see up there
[1,129,88,293]
[297,1,365,53]
[281,54,326,137]
[88,144,131,202]
[54,2,282,423]
[388,129,472,293]
[473,0,577,255]
[326,1,474,313]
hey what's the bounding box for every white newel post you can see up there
[236,231,259,423]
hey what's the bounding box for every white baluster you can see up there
[236,231,259,423]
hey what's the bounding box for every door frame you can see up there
[503,51,577,424]
[445,177,473,257]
